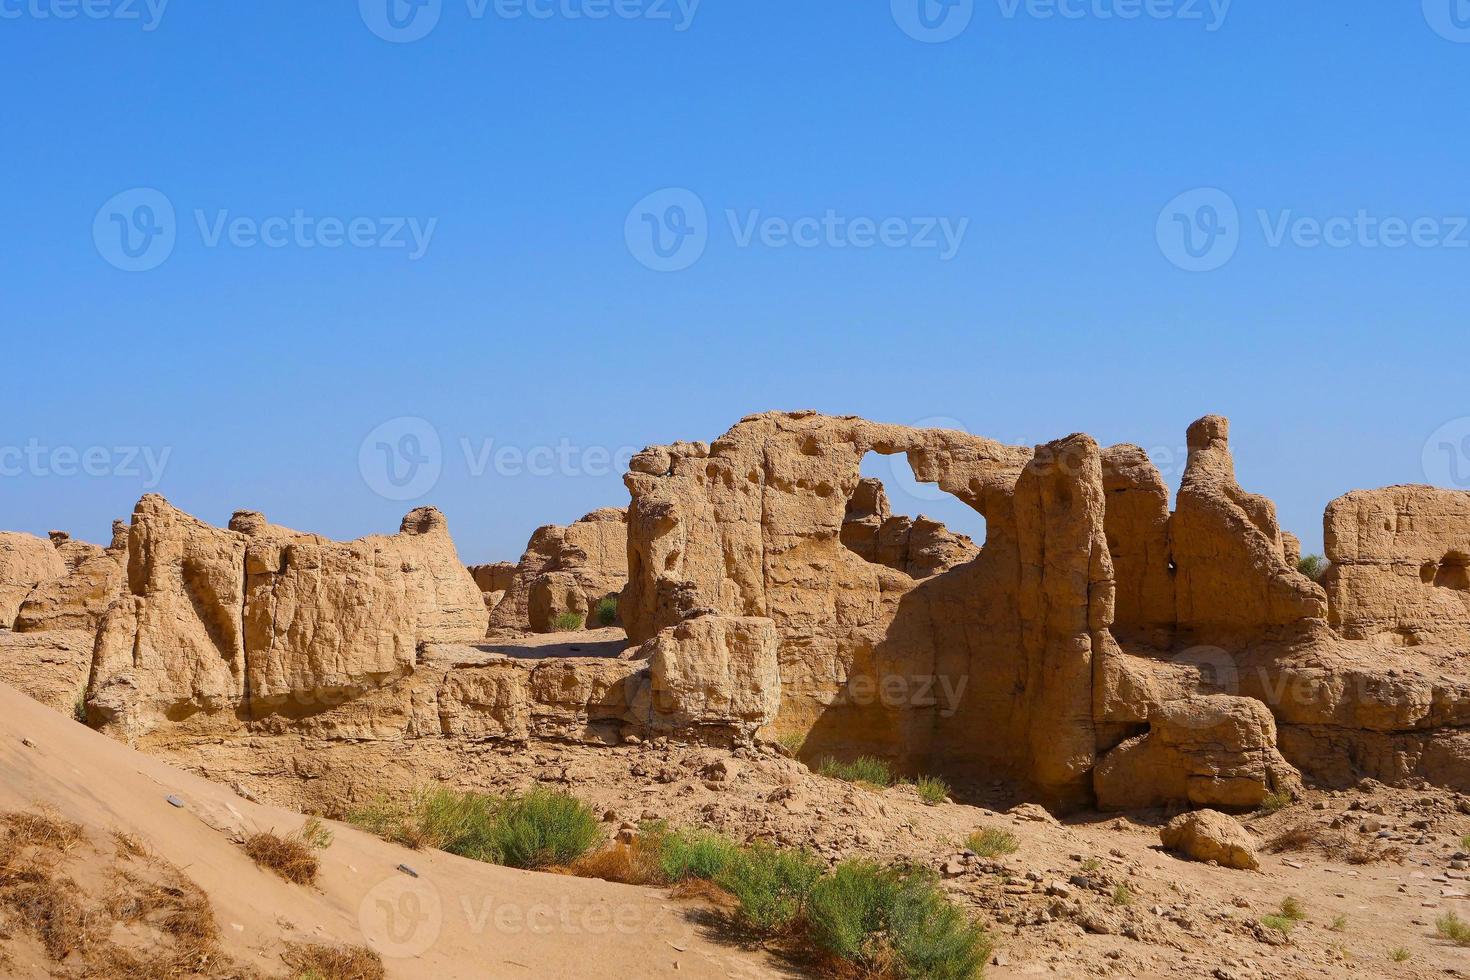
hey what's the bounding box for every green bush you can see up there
[658,829,743,883]
[1390,946,1411,962]
[1260,914,1294,935]
[593,596,619,627]
[818,755,895,787]
[1258,790,1293,814]
[964,828,1018,858]
[807,861,991,980]
[1279,896,1307,922]
[1297,554,1329,581]
[1438,910,1470,946]
[346,785,599,870]
[487,788,601,869]
[913,776,950,806]
[715,843,824,932]
[552,611,585,631]
[1111,883,1133,907]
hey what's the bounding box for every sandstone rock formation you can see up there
[630,615,782,736]
[0,531,67,627]
[1159,809,1259,870]
[839,477,979,578]
[14,521,128,634]
[488,508,629,632]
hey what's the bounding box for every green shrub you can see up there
[593,596,618,627]
[806,861,991,980]
[1390,946,1411,962]
[1462,833,1470,852]
[1260,914,1294,935]
[965,828,1018,858]
[818,755,894,787]
[1297,554,1329,581]
[1438,910,1470,946]
[715,843,823,932]
[1280,896,1307,922]
[552,611,585,631]
[487,789,601,869]
[72,690,87,725]
[1329,914,1347,932]
[346,785,599,870]
[914,776,950,806]
[1111,883,1133,907]
[1080,857,1101,873]
[776,730,807,756]
[658,829,743,883]
[1258,790,1294,815]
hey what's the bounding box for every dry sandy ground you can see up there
[0,682,785,979]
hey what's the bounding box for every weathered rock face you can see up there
[489,508,629,632]
[1094,694,1301,810]
[86,496,487,737]
[0,629,94,714]
[14,522,128,634]
[1170,416,1328,646]
[528,571,589,632]
[1323,485,1470,645]
[629,615,782,737]
[1159,810,1259,870]
[1101,445,1175,646]
[839,478,979,579]
[0,531,67,627]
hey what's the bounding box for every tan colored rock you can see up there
[1095,694,1302,810]
[1101,445,1175,643]
[839,478,978,578]
[490,509,629,632]
[631,615,781,736]
[1323,485,1470,645]
[528,571,589,632]
[14,522,128,634]
[0,629,93,714]
[0,531,67,627]
[1159,809,1260,870]
[1170,416,1327,645]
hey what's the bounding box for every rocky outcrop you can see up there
[489,509,629,632]
[1094,694,1301,810]
[839,478,979,578]
[0,531,67,627]
[14,521,128,634]
[528,571,589,632]
[630,615,782,737]
[86,496,487,737]
[1323,485,1470,645]
[1159,810,1259,870]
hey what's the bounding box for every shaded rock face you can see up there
[0,531,67,627]
[488,508,629,633]
[1323,485,1470,646]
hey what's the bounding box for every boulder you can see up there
[14,521,128,634]
[1159,810,1260,870]
[528,571,589,632]
[631,615,781,736]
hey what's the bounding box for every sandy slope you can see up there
[0,682,781,979]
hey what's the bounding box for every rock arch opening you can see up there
[838,453,986,578]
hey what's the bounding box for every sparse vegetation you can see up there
[346,785,599,870]
[913,775,950,805]
[1267,818,1406,865]
[552,610,585,631]
[1112,883,1134,907]
[244,816,334,885]
[776,730,807,756]
[818,755,895,788]
[1329,914,1348,932]
[1462,833,1470,851]
[1390,946,1411,962]
[1080,856,1102,874]
[806,860,993,980]
[1261,914,1294,936]
[593,596,619,627]
[965,827,1019,858]
[1280,896,1307,922]
[656,827,744,883]
[1297,554,1329,582]
[72,690,87,725]
[717,842,825,932]
[1258,789,1294,814]
[283,941,387,980]
[1437,910,1470,946]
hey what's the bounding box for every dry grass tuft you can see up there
[571,840,664,886]
[1266,820,1406,865]
[243,831,321,885]
[3,807,86,854]
[282,941,386,980]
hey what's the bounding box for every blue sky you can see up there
[3,1,1470,562]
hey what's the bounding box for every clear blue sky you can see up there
[4,2,1469,563]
